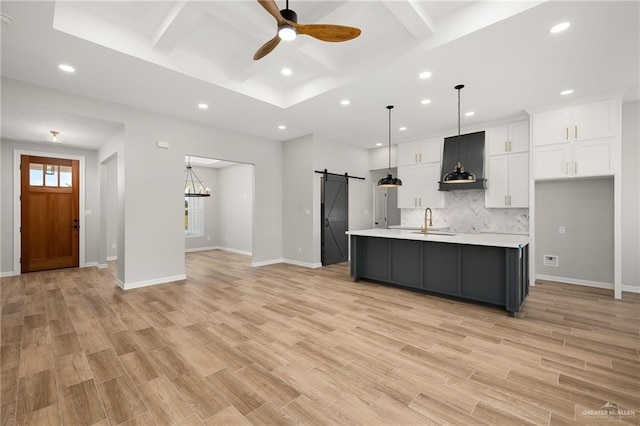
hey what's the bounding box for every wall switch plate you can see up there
[111,243,116,249]
[156,140,169,149]
[298,247,302,253]
[559,226,565,234]
[543,255,559,267]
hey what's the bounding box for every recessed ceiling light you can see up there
[550,22,570,34]
[340,99,350,106]
[376,143,383,146]
[419,71,432,79]
[281,68,292,76]
[465,111,475,117]
[560,89,574,96]
[198,103,208,109]
[278,125,286,130]
[399,127,407,131]
[58,64,75,73]
[420,99,432,105]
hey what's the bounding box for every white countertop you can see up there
[346,229,529,249]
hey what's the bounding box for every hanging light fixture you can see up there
[443,84,476,184]
[184,156,211,197]
[377,105,402,187]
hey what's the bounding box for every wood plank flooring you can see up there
[1,250,639,425]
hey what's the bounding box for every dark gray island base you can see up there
[349,233,529,316]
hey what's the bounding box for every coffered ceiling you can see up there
[1,1,638,150]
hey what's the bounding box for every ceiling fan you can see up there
[254,0,362,60]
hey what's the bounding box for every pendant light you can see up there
[377,105,402,187]
[443,84,476,184]
[184,156,211,197]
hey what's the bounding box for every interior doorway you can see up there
[371,169,401,229]
[20,155,80,272]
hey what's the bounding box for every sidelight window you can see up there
[184,196,204,236]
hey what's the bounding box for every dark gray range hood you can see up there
[439,130,486,191]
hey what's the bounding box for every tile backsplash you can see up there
[401,190,529,234]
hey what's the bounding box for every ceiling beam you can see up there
[151,1,205,54]
[380,0,435,40]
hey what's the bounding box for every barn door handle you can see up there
[325,218,329,227]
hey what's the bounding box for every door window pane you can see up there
[29,163,44,186]
[45,165,59,187]
[59,165,72,187]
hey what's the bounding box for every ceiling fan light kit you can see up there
[254,0,361,60]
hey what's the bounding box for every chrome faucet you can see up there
[422,207,433,234]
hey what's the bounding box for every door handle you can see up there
[73,225,80,229]
[324,218,329,227]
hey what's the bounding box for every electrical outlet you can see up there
[298,247,302,253]
[559,226,565,234]
[111,243,116,249]
[543,255,559,267]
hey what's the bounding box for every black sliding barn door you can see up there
[321,174,348,266]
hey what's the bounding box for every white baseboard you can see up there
[107,256,117,261]
[185,246,252,257]
[84,262,98,268]
[251,258,284,267]
[117,274,187,291]
[96,264,108,269]
[0,271,16,278]
[283,259,323,269]
[622,285,640,294]
[536,274,613,290]
[185,246,219,253]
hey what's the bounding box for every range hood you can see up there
[439,130,486,191]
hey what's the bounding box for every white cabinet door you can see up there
[532,109,571,146]
[485,155,509,207]
[507,152,529,207]
[397,165,419,208]
[417,163,444,208]
[572,139,613,176]
[419,137,442,163]
[397,141,420,167]
[571,100,616,142]
[486,125,509,156]
[533,144,570,179]
[509,121,529,154]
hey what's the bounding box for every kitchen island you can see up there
[346,229,530,316]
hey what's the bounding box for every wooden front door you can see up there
[21,155,80,273]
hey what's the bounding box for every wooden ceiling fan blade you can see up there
[257,0,286,25]
[294,24,361,42]
[253,35,281,60]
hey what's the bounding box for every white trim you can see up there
[283,259,323,269]
[96,264,108,269]
[0,271,16,278]
[185,246,218,253]
[84,262,98,268]
[622,285,640,294]
[251,258,284,267]
[218,247,252,256]
[117,274,187,290]
[13,150,87,275]
[107,256,118,261]
[536,274,613,290]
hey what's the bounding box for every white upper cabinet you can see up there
[397,137,442,166]
[531,98,619,180]
[532,99,617,146]
[485,120,530,208]
[486,121,529,155]
[397,163,444,209]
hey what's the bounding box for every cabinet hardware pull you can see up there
[419,153,422,162]
[575,126,578,139]
[505,195,508,206]
[565,162,568,174]
[574,162,577,174]
[508,141,512,152]
[505,141,508,152]
[509,195,512,206]
[414,154,417,163]
[414,198,417,207]
[566,127,569,140]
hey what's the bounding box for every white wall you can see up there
[282,135,315,265]
[0,139,100,274]
[217,164,253,254]
[621,101,640,290]
[3,78,283,287]
[535,178,614,286]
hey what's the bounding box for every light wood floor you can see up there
[1,250,639,425]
